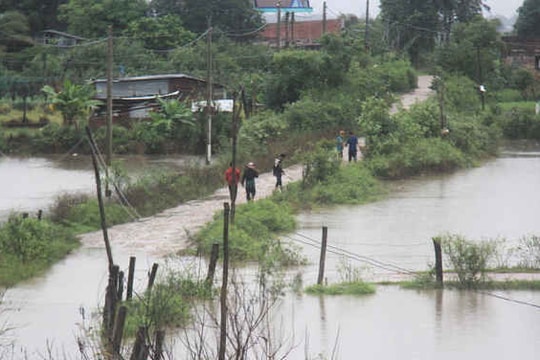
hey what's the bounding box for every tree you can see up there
[379,0,439,66]
[124,14,195,50]
[0,11,32,53]
[41,80,101,127]
[515,0,540,39]
[434,17,501,86]
[59,0,148,38]
[180,0,263,36]
[0,0,67,35]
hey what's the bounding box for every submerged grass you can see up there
[305,281,376,295]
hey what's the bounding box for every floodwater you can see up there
[1,145,540,359]
[0,154,201,221]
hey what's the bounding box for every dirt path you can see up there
[79,164,305,256]
[79,75,435,257]
[390,75,434,114]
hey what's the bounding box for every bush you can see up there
[366,138,466,179]
[440,234,497,288]
[496,108,540,140]
[195,199,300,264]
[0,216,79,286]
[516,235,540,269]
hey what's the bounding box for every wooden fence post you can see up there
[147,263,159,292]
[103,264,120,345]
[130,326,149,360]
[112,305,127,355]
[317,226,328,285]
[154,329,165,360]
[432,237,443,285]
[126,256,136,301]
[206,243,220,285]
[117,270,124,301]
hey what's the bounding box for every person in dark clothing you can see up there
[224,162,241,202]
[241,162,259,201]
[346,131,359,162]
[273,153,286,191]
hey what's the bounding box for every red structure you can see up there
[259,18,343,47]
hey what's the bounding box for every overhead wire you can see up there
[283,231,417,274]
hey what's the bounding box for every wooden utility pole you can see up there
[106,25,113,197]
[218,203,231,360]
[365,0,370,50]
[230,91,242,223]
[276,1,281,49]
[322,2,327,35]
[285,12,290,47]
[206,23,213,165]
[291,12,295,44]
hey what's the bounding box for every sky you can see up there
[300,0,524,19]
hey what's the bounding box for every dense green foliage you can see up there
[514,0,540,39]
[195,199,301,264]
[123,269,213,337]
[0,216,79,286]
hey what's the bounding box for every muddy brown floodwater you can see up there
[2,78,540,359]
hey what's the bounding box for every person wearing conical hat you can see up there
[241,162,259,201]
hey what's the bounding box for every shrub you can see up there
[366,138,466,179]
[440,234,497,288]
[516,235,540,269]
[195,199,300,264]
[0,216,79,286]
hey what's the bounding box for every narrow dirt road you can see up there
[79,75,434,257]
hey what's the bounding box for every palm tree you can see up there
[42,80,101,128]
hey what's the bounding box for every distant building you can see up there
[502,36,540,71]
[90,74,229,123]
[37,30,86,47]
[259,18,344,48]
[254,0,312,13]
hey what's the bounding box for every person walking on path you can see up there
[224,162,241,202]
[241,162,259,201]
[336,130,345,160]
[273,153,286,191]
[346,131,359,162]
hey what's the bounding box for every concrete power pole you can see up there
[105,25,113,197]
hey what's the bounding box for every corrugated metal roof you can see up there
[92,74,204,84]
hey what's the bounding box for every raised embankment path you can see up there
[79,76,435,258]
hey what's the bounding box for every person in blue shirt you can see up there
[346,131,359,162]
[336,130,345,160]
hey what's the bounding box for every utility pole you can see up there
[365,0,370,50]
[322,1,327,35]
[106,25,113,197]
[276,1,281,49]
[206,23,213,165]
[285,12,290,47]
[291,12,295,44]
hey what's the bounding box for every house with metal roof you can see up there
[90,74,229,123]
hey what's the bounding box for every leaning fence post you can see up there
[147,263,159,292]
[317,226,328,285]
[432,237,443,285]
[206,243,220,285]
[126,256,136,301]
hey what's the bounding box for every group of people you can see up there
[336,130,362,162]
[224,153,286,202]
